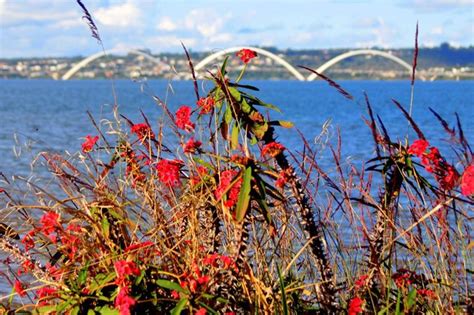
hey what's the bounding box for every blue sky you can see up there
[0,0,472,58]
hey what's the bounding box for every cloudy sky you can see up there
[0,0,472,58]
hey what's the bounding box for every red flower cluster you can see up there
[214,169,242,208]
[36,286,58,306]
[196,96,215,114]
[417,288,437,300]
[183,137,202,154]
[195,309,207,315]
[392,270,414,288]
[348,296,364,315]
[156,159,183,187]
[14,280,26,297]
[236,49,257,64]
[262,142,285,158]
[275,168,292,189]
[175,106,195,132]
[202,253,238,272]
[81,135,99,153]
[354,274,369,289]
[190,166,208,186]
[461,164,474,196]
[115,286,136,315]
[408,139,459,191]
[114,260,141,286]
[39,211,60,242]
[131,123,154,141]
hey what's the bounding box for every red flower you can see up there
[18,260,34,276]
[197,275,210,285]
[156,159,182,187]
[261,142,285,158]
[82,135,99,153]
[175,106,195,131]
[184,137,202,154]
[195,308,207,315]
[36,286,57,305]
[131,123,154,141]
[417,289,437,300]
[348,297,364,315]
[14,280,26,297]
[354,274,369,289]
[114,260,141,286]
[392,271,413,288]
[408,139,429,157]
[115,287,136,315]
[275,168,292,189]
[214,169,242,208]
[236,49,257,64]
[21,230,35,251]
[39,211,59,235]
[461,165,474,196]
[437,164,459,191]
[197,96,215,114]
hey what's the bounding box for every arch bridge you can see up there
[61,48,170,80]
[62,47,415,81]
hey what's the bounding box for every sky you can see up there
[0,0,473,58]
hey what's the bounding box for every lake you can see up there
[0,79,472,178]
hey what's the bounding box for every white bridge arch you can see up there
[63,47,415,81]
[307,49,413,81]
[61,48,170,80]
[194,46,306,81]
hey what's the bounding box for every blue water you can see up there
[0,79,472,178]
[0,79,473,298]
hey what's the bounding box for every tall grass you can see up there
[0,4,472,313]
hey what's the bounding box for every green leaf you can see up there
[231,123,239,150]
[220,56,229,75]
[156,279,188,294]
[78,263,89,286]
[236,166,252,222]
[95,306,119,315]
[395,289,402,315]
[171,298,188,315]
[250,136,258,145]
[241,92,281,112]
[229,87,252,113]
[252,122,268,139]
[277,121,294,128]
[277,266,289,315]
[101,216,110,239]
[407,288,417,309]
[224,105,232,124]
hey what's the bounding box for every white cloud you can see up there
[184,9,231,38]
[156,16,177,31]
[430,26,444,35]
[208,33,233,44]
[145,36,197,51]
[95,1,142,27]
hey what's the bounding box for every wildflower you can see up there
[236,49,257,64]
[392,271,412,288]
[81,135,99,153]
[175,106,195,131]
[214,169,242,208]
[114,260,141,286]
[115,287,136,315]
[190,166,208,186]
[348,297,364,315]
[39,211,59,235]
[261,142,285,158]
[21,230,35,251]
[189,279,198,293]
[461,165,474,196]
[354,274,369,289]
[156,159,183,187]
[197,96,215,114]
[131,123,154,141]
[203,253,220,267]
[437,164,459,191]
[14,280,26,297]
[195,308,207,315]
[275,168,292,189]
[408,139,429,157]
[417,289,437,300]
[197,275,210,285]
[18,260,35,276]
[36,286,57,305]
[184,137,202,154]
